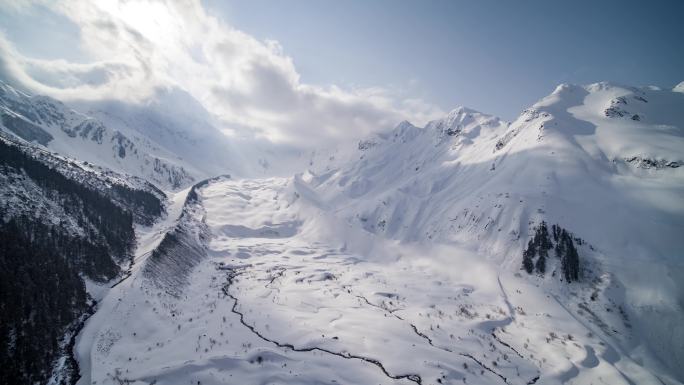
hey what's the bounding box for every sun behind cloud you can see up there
[0,0,443,147]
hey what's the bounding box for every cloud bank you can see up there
[0,0,443,146]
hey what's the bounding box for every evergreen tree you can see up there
[522,239,535,273]
[522,222,581,282]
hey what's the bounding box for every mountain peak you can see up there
[446,105,480,116]
[551,81,631,97]
[674,81,684,93]
[395,120,416,129]
[424,105,503,139]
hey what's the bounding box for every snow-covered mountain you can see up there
[303,81,684,381]
[0,79,316,188]
[70,86,251,181]
[310,83,683,258]
[2,80,682,385]
[0,81,235,189]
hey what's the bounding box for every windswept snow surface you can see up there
[75,176,679,385]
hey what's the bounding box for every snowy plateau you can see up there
[1,80,683,385]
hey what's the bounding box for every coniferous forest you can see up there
[522,221,581,282]
[0,138,164,384]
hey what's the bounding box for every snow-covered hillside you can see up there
[0,79,327,187]
[309,83,683,259]
[2,80,681,385]
[71,86,251,182]
[75,172,681,385]
[304,82,684,381]
[0,81,208,189]
[0,133,167,384]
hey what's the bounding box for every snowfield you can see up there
[13,80,674,385]
[75,175,678,385]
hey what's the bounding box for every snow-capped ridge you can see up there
[357,105,507,153]
[358,119,423,147]
[308,80,684,381]
[426,105,506,142]
[0,80,197,189]
[502,81,684,166]
[673,81,684,93]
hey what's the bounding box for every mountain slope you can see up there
[0,81,198,189]
[304,82,684,381]
[72,87,249,180]
[74,173,679,385]
[0,134,166,384]
[4,79,681,385]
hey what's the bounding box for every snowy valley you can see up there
[1,80,683,385]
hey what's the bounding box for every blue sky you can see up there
[0,0,682,145]
[206,0,684,119]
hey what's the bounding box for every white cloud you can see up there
[0,0,443,146]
